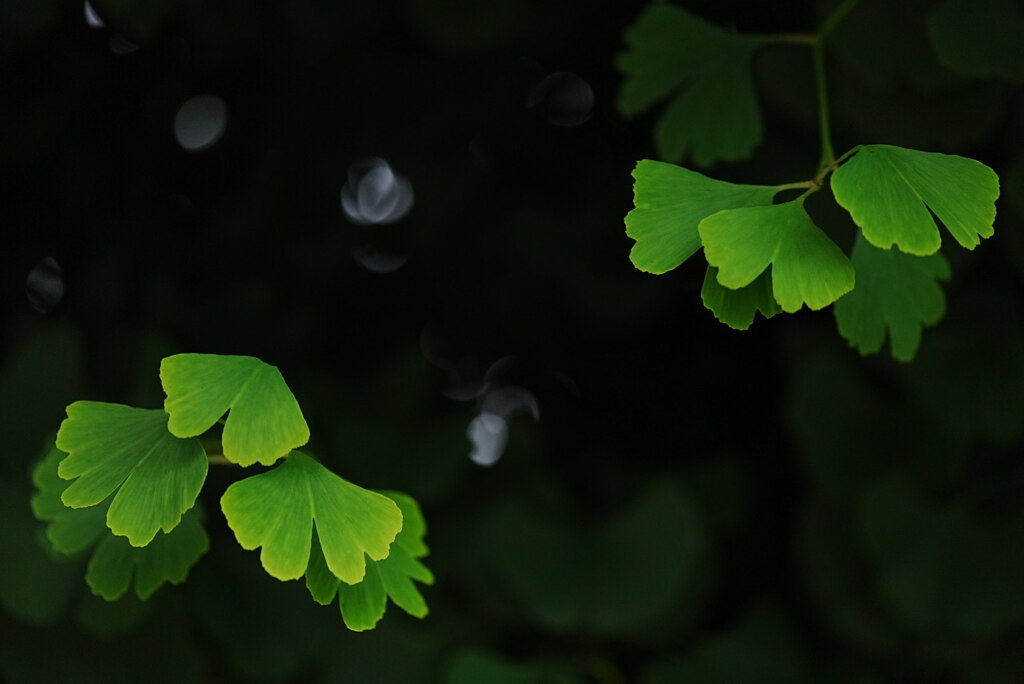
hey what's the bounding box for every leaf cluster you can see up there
[619,3,1002,361]
[30,353,432,630]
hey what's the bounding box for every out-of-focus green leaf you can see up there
[858,479,1024,638]
[221,451,402,583]
[617,5,763,166]
[699,200,855,312]
[161,353,310,467]
[625,160,778,274]
[305,492,433,631]
[56,401,207,546]
[445,649,585,684]
[928,0,1024,83]
[834,237,950,361]
[641,607,809,683]
[481,483,709,635]
[831,145,999,255]
[0,476,81,624]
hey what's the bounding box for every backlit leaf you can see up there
[617,5,763,166]
[161,353,310,467]
[699,200,855,313]
[831,144,999,255]
[56,402,207,546]
[221,451,402,583]
[701,268,780,330]
[626,160,779,274]
[834,237,950,361]
[306,492,433,631]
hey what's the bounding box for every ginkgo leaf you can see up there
[626,160,780,274]
[831,144,999,255]
[701,267,780,330]
[306,492,434,631]
[160,353,310,467]
[699,200,855,313]
[221,451,402,583]
[56,402,207,547]
[86,509,209,601]
[32,444,209,600]
[834,237,951,362]
[928,0,1024,83]
[617,4,763,166]
[31,444,107,555]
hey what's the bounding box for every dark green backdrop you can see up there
[2,1,1023,682]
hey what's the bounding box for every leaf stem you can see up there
[207,453,234,466]
[812,39,833,172]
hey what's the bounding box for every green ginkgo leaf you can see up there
[32,444,210,600]
[306,492,433,631]
[86,509,209,601]
[221,451,403,583]
[928,0,1024,83]
[831,144,999,255]
[56,402,207,547]
[699,200,855,313]
[834,236,951,362]
[160,353,310,467]
[626,160,780,274]
[31,444,107,555]
[617,5,763,166]
[701,267,780,330]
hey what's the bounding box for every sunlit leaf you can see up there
[221,451,402,583]
[701,268,779,330]
[306,492,433,631]
[617,5,763,166]
[834,237,950,361]
[699,200,855,313]
[831,144,999,255]
[625,160,778,274]
[928,0,1024,83]
[161,353,310,467]
[56,402,207,547]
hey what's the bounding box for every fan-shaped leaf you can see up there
[617,5,763,166]
[699,200,855,313]
[56,402,207,546]
[701,268,780,330]
[306,492,434,631]
[221,451,402,583]
[161,353,310,467]
[831,144,999,255]
[626,160,779,274]
[834,237,950,361]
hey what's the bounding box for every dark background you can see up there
[2,0,1024,682]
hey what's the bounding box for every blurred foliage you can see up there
[2,0,1024,682]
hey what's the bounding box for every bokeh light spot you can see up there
[173,95,228,152]
[341,158,414,225]
[25,257,64,313]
